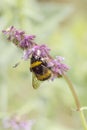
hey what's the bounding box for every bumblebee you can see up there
[30,55,52,89]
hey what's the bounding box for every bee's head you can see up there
[31,55,48,66]
[31,55,41,63]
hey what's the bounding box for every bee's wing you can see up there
[42,65,51,74]
[32,73,41,89]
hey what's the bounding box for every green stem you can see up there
[63,74,87,130]
[80,111,87,130]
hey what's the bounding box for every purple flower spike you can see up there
[2,26,70,81]
[2,26,36,49]
[28,35,36,40]
[19,35,35,49]
[2,26,16,41]
[32,44,50,57]
[48,56,70,79]
[2,116,35,130]
[22,44,50,60]
[2,26,25,46]
[19,120,35,130]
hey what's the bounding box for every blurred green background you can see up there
[0,0,87,130]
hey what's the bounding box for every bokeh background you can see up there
[0,0,87,130]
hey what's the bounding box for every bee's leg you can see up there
[30,68,32,72]
[13,62,20,68]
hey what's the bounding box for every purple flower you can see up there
[48,56,70,79]
[19,120,34,130]
[19,35,35,49]
[27,35,36,40]
[2,26,36,49]
[2,116,35,130]
[23,49,33,60]
[23,44,50,60]
[32,44,50,57]
[2,26,25,45]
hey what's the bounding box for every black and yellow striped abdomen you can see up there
[36,69,51,81]
[30,56,51,81]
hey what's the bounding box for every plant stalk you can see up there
[63,74,87,130]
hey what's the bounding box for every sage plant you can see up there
[2,26,87,130]
[2,26,69,80]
